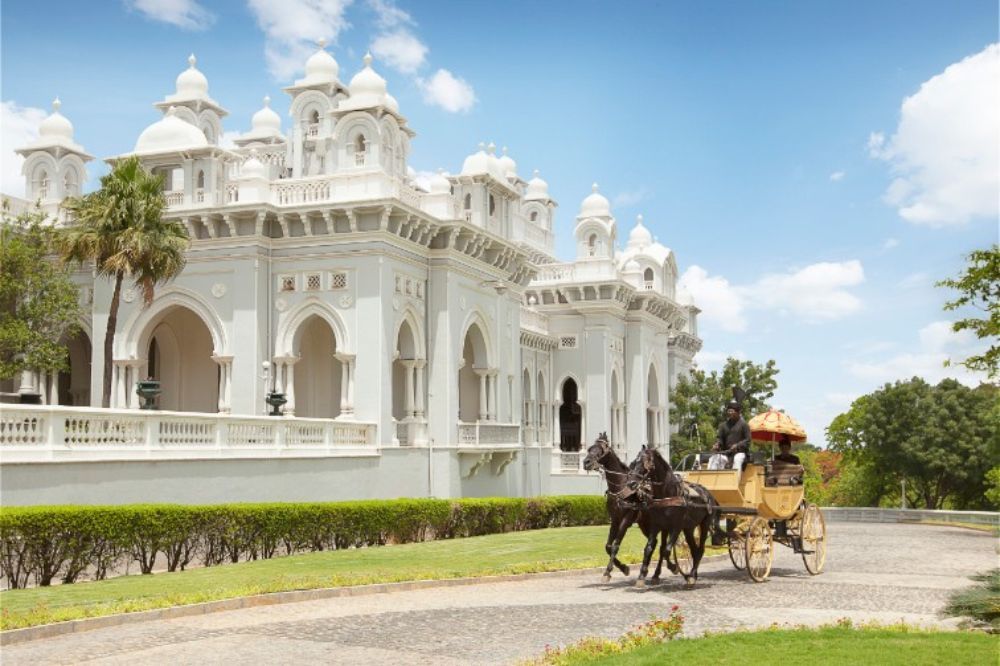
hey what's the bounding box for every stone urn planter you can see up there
[135,379,162,410]
[265,391,287,416]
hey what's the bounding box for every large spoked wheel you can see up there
[800,503,827,575]
[745,516,774,583]
[727,522,746,571]
[673,526,699,578]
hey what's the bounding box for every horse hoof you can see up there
[651,576,660,585]
[601,574,611,584]
[635,579,646,589]
[622,565,630,576]
[667,564,678,574]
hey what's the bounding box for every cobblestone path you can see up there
[4,522,995,665]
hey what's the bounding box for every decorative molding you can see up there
[211,283,227,298]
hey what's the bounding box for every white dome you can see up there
[525,169,550,201]
[579,183,611,217]
[349,53,387,97]
[251,95,281,135]
[623,258,642,273]
[297,39,339,85]
[627,214,653,249]
[174,54,209,99]
[241,151,266,179]
[461,142,507,181]
[39,98,74,140]
[135,107,209,154]
[429,169,451,194]
[498,146,517,179]
[385,92,399,113]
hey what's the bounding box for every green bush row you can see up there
[0,496,607,589]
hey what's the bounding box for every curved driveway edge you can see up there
[1,555,728,646]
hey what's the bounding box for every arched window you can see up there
[310,110,320,124]
[588,234,597,257]
[463,193,471,210]
[530,211,538,222]
[643,267,654,287]
[63,170,78,197]
[196,170,205,189]
[488,194,496,216]
[354,134,367,166]
[36,168,50,199]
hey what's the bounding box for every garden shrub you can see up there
[0,495,606,589]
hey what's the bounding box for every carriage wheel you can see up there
[673,526,698,577]
[745,516,773,582]
[727,523,747,571]
[800,504,827,575]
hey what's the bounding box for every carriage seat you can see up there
[766,460,804,486]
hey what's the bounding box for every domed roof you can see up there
[627,214,653,249]
[134,107,209,154]
[385,92,399,113]
[173,54,209,100]
[498,147,517,179]
[251,95,281,134]
[39,98,73,141]
[461,142,507,181]
[579,183,611,218]
[349,53,387,96]
[429,169,451,194]
[295,39,339,86]
[240,150,266,179]
[525,169,550,201]
[623,258,642,273]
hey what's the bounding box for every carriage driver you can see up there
[714,401,750,470]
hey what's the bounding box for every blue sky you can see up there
[2,1,998,443]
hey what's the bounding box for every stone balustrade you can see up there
[0,405,377,462]
[456,421,520,448]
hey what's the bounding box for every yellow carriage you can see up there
[676,410,827,582]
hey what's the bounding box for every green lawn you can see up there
[1,525,712,630]
[553,626,999,665]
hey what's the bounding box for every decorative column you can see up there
[488,369,499,422]
[282,357,298,416]
[114,361,128,409]
[212,355,234,414]
[48,370,59,405]
[402,360,416,419]
[474,369,488,421]
[414,359,426,420]
[334,353,355,418]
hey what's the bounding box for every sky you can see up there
[2,0,998,444]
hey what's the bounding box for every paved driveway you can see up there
[4,522,995,665]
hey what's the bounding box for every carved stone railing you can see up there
[164,191,184,206]
[551,448,587,474]
[0,405,377,461]
[533,263,575,283]
[457,421,520,447]
[519,307,549,335]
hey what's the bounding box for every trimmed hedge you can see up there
[0,496,606,589]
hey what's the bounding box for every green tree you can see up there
[937,244,1000,380]
[0,205,81,382]
[827,378,1000,509]
[58,156,188,407]
[669,357,779,461]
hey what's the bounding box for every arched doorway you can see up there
[392,320,417,421]
[58,329,92,406]
[458,323,489,422]
[293,315,341,419]
[647,365,661,446]
[146,306,218,412]
[559,378,582,451]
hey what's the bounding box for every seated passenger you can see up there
[774,435,800,465]
[707,443,729,470]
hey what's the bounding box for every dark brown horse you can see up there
[626,445,717,587]
[583,433,667,583]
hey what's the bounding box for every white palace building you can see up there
[0,45,701,505]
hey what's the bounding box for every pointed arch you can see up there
[275,297,350,357]
[394,305,425,359]
[458,309,494,368]
[118,287,227,359]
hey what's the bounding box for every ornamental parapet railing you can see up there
[456,421,520,448]
[0,405,377,462]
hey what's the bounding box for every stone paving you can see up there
[3,522,996,665]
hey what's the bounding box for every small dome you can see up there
[579,183,611,217]
[498,146,517,179]
[429,169,451,194]
[298,39,339,86]
[135,107,209,153]
[241,151,266,179]
[461,142,506,181]
[39,98,74,140]
[175,54,210,99]
[627,214,653,249]
[251,95,281,135]
[525,169,550,201]
[349,53,387,97]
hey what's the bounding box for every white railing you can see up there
[164,191,184,206]
[2,195,34,219]
[457,421,520,447]
[271,179,331,205]
[534,264,575,282]
[552,448,588,474]
[306,123,319,138]
[393,179,421,208]
[0,405,377,461]
[822,507,999,526]
[520,307,550,335]
[226,183,239,203]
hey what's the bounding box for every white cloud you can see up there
[896,271,928,290]
[678,266,748,333]
[693,349,746,371]
[612,188,649,208]
[246,0,354,80]
[829,170,845,182]
[408,168,443,192]
[679,260,865,333]
[869,43,1000,226]
[882,237,899,250]
[417,69,476,113]
[1,100,47,198]
[846,319,988,386]
[126,0,214,30]
[367,0,411,28]
[371,30,427,74]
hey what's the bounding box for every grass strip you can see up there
[536,624,998,665]
[0,526,717,630]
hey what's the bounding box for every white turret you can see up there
[16,98,93,202]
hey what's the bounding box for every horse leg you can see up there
[689,513,712,584]
[603,520,630,581]
[651,531,668,583]
[635,529,658,588]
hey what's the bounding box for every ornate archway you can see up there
[559,377,582,452]
[145,305,218,413]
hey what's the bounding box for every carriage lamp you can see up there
[135,379,162,410]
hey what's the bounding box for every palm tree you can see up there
[59,156,189,407]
